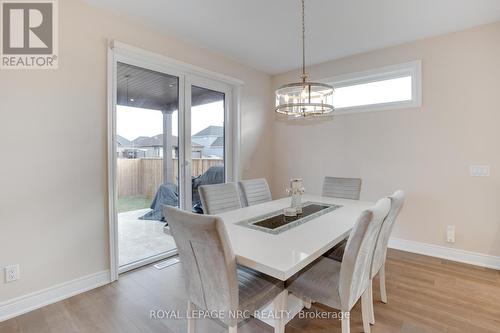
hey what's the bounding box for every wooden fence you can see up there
[117,158,223,197]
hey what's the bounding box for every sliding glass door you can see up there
[111,53,237,274]
[115,62,180,272]
[184,78,232,212]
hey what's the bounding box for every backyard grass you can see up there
[117,195,152,213]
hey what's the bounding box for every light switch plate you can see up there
[470,165,490,177]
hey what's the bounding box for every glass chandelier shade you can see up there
[275,0,335,118]
[275,81,334,117]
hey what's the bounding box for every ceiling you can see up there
[117,62,223,110]
[88,0,500,74]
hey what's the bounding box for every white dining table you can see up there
[218,194,374,280]
[217,194,374,327]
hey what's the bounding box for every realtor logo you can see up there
[1,0,58,69]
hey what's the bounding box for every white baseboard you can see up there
[2,240,499,322]
[0,270,111,322]
[389,238,500,270]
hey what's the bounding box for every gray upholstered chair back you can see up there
[371,190,405,278]
[199,182,243,215]
[322,177,362,200]
[339,198,391,310]
[239,178,272,207]
[164,206,238,316]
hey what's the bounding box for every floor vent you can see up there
[154,257,180,270]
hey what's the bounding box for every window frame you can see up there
[321,60,422,115]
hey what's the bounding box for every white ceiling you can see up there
[86,0,500,74]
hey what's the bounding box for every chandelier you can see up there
[275,0,334,118]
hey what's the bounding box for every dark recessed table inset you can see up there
[236,202,342,235]
[253,204,330,230]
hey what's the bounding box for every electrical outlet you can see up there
[5,264,20,283]
[446,225,455,243]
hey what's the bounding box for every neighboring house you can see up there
[122,148,146,159]
[117,134,203,159]
[132,134,163,158]
[191,125,224,158]
[117,135,131,147]
[170,136,204,159]
[117,135,146,158]
[117,125,224,159]
[203,136,224,158]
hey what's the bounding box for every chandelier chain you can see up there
[301,0,306,81]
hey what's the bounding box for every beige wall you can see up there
[2,0,500,307]
[0,0,273,301]
[271,22,500,257]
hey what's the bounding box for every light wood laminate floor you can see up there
[1,249,500,333]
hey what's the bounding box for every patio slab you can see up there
[118,209,176,267]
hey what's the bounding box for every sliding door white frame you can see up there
[107,40,242,281]
[184,75,236,209]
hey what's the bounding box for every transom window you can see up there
[326,61,422,114]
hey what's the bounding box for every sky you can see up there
[334,76,411,108]
[117,101,224,141]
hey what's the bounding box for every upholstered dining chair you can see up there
[239,178,272,207]
[324,191,405,325]
[366,190,405,324]
[199,182,243,215]
[322,177,363,261]
[322,177,362,200]
[286,198,391,333]
[164,206,287,333]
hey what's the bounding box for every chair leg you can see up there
[187,301,195,333]
[273,290,288,333]
[303,297,312,309]
[361,291,371,333]
[380,262,388,304]
[228,325,237,333]
[341,313,350,333]
[368,280,375,325]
